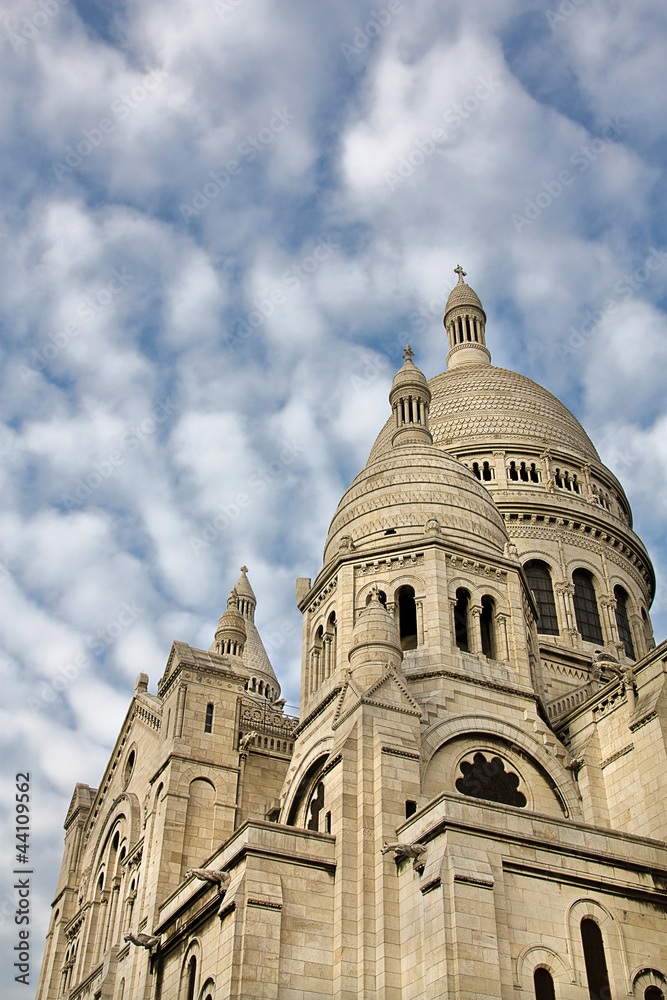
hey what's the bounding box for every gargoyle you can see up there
[381,841,426,863]
[239,731,259,752]
[124,931,160,950]
[186,868,230,891]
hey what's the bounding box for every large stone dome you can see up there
[368,365,600,464]
[323,443,509,565]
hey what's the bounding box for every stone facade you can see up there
[37,273,667,1000]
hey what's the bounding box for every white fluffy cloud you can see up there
[1,1,666,991]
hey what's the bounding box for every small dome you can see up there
[323,443,509,564]
[444,275,485,321]
[390,356,431,398]
[214,589,247,646]
[349,589,403,677]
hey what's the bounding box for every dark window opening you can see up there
[524,561,559,635]
[645,988,665,1000]
[465,316,471,340]
[472,462,481,480]
[573,569,603,643]
[614,586,635,658]
[397,586,418,650]
[456,752,526,807]
[454,589,470,652]
[366,590,387,606]
[186,956,197,1000]
[520,461,529,482]
[307,782,325,832]
[384,528,396,535]
[204,703,214,733]
[580,918,612,1000]
[509,461,519,481]
[482,461,492,481]
[405,800,417,819]
[530,463,540,483]
[480,596,495,658]
[534,968,556,1000]
[324,810,332,834]
[555,468,563,488]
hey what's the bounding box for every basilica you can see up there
[37,271,667,999]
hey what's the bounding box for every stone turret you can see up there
[444,265,491,368]
[389,345,433,446]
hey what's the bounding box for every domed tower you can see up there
[368,268,657,721]
[211,586,247,656]
[444,264,490,369]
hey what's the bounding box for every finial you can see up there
[454,264,467,284]
[403,344,414,362]
[240,565,248,574]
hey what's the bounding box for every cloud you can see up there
[1,1,666,992]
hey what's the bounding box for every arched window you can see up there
[520,461,529,482]
[186,955,197,1000]
[325,611,337,677]
[204,703,214,733]
[366,590,386,606]
[573,569,603,643]
[580,918,611,1000]
[534,967,556,1000]
[472,461,482,480]
[123,750,135,786]
[524,561,559,635]
[307,781,325,832]
[480,596,495,658]
[482,461,493,481]
[454,589,470,651]
[529,462,539,483]
[509,461,519,481]
[397,586,418,650]
[613,586,635,658]
[645,988,665,1000]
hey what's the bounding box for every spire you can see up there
[443,266,491,369]
[389,347,433,447]
[234,565,256,622]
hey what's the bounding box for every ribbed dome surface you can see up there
[368,366,600,464]
[445,281,485,317]
[324,444,509,564]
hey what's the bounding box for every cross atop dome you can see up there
[403,344,414,362]
[454,264,467,284]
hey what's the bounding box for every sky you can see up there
[1,0,667,992]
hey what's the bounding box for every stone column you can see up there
[495,614,509,662]
[555,583,579,646]
[450,598,458,650]
[469,606,483,656]
[492,450,506,485]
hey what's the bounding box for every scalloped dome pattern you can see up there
[368,366,599,464]
[445,281,485,317]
